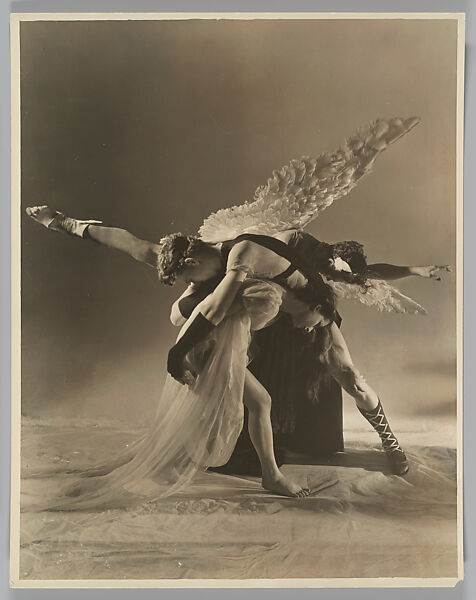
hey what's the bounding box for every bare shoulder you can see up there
[274,229,300,244]
[226,239,261,273]
[228,239,255,255]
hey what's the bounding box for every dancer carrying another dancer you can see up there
[26,117,449,507]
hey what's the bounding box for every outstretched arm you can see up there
[26,205,160,267]
[85,225,160,267]
[367,263,451,281]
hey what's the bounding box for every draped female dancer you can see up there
[25,117,449,506]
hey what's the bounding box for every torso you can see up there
[220,231,308,282]
[218,230,333,328]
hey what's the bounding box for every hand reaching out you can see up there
[412,265,452,281]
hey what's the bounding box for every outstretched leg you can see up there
[243,370,310,497]
[326,322,409,475]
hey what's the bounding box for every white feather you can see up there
[327,279,427,315]
[198,117,420,243]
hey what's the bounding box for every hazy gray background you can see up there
[20,18,457,422]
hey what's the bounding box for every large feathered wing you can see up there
[198,117,420,243]
[327,279,427,315]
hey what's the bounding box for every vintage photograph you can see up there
[11,13,463,587]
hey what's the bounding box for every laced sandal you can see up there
[358,399,409,476]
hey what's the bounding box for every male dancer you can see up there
[27,206,448,490]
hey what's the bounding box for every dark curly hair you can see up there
[156,233,212,285]
[330,240,369,286]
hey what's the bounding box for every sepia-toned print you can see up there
[11,13,464,588]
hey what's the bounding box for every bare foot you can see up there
[262,472,310,498]
[25,205,58,228]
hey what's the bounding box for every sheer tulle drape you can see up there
[32,279,283,512]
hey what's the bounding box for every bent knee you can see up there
[245,389,272,414]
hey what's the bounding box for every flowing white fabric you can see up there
[37,280,284,511]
